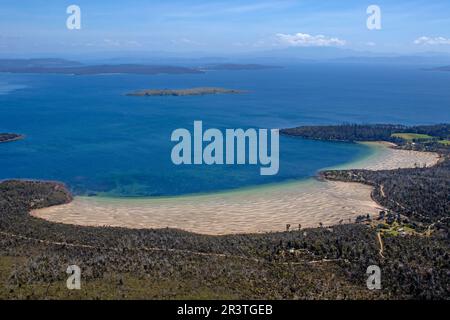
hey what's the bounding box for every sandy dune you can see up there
[32,143,439,235]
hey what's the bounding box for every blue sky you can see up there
[1,0,450,56]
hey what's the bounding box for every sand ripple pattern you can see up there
[32,143,439,235]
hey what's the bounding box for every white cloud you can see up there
[102,39,142,47]
[224,2,290,14]
[365,41,376,47]
[171,38,203,46]
[414,36,450,45]
[126,40,142,47]
[276,33,346,47]
[103,39,121,47]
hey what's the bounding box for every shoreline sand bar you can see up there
[31,143,439,235]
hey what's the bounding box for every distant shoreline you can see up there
[0,59,282,76]
[0,64,202,76]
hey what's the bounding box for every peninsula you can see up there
[0,59,203,76]
[0,59,281,76]
[126,87,246,97]
[0,133,24,143]
[1,124,448,299]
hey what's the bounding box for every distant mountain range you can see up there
[4,46,450,66]
[1,53,450,76]
[432,65,450,71]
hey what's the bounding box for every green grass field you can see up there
[438,140,450,146]
[391,133,434,141]
[391,133,450,145]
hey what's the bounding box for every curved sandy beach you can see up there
[32,142,439,235]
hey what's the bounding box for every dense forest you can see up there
[280,123,450,142]
[0,179,448,299]
[322,158,450,230]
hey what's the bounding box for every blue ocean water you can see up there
[1,64,449,196]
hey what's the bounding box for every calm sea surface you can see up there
[1,64,449,196]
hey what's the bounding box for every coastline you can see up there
[126,87,245,96]
[0,133,25,143]
[31,142,440,235]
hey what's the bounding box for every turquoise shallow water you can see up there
[1,64,449,196]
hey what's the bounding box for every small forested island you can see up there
[126,87,246,97]
[0,133,24,143]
